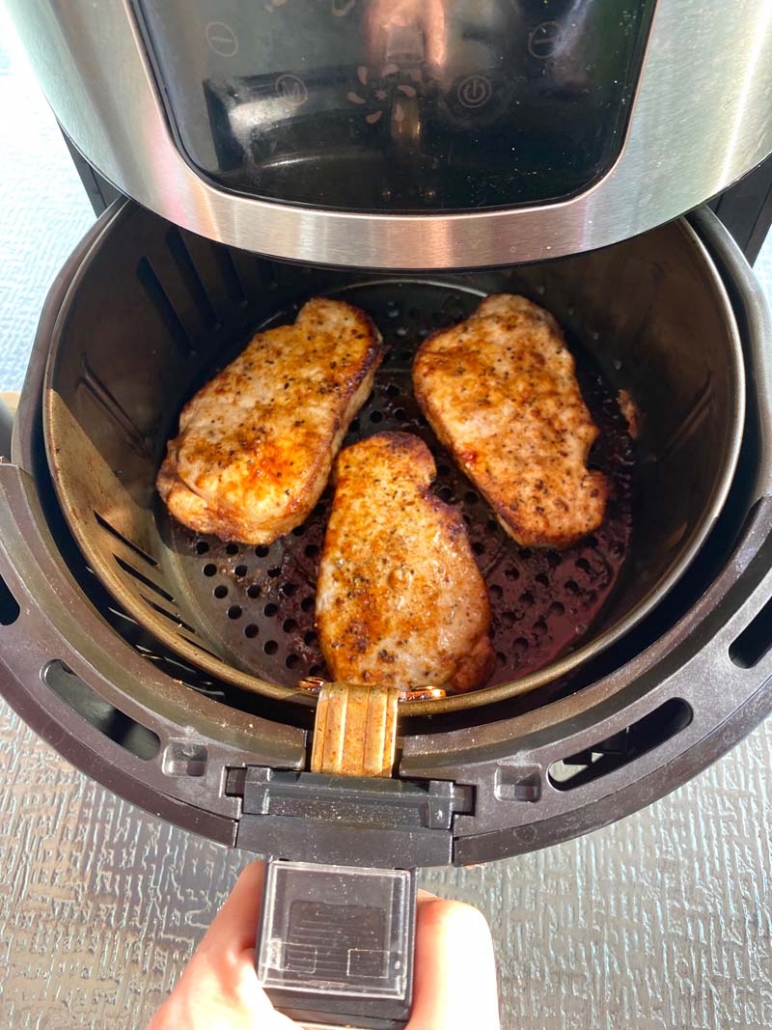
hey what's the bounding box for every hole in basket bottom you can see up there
[548,698,692,791]
[43,659,160,760]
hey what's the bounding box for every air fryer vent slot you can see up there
[114,554,175,603]
[79,358,151,458]
[548,698,693,791]
[165,228,218,331]
[215,248,247,306]
[0,573,20,626]
[144,599,197,635]
[136,255,195,357]
[94,511,158,567]
[43,659,161,760]
[729,596,772,668]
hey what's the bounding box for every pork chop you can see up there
[316,432,494,693]
[157,298,384,544]
[413,294,608,549]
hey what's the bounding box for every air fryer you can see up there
[4,0,772,1026]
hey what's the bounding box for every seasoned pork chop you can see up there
[157,298,384,544]
[413,294,608,549]
[316,432,494,693]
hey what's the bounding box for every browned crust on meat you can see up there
[316,432,494,693]
[157,297,385,544]
[413,294,608,550]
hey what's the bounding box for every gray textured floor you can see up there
[1,26,772,1030]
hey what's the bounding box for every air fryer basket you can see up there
[2,202,772,865]
[42,204,743,717]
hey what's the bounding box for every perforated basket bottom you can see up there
[160,279,633,694]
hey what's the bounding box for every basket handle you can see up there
[257,858,417,1030]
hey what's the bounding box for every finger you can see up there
[148,861,298,1030]
[196,860,266,956]
[174,861,274,1012]
[408,897,500,1030]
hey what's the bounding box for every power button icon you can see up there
[456,75,493,110]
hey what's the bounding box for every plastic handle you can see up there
[256,859,417,1030]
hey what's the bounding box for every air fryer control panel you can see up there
[135,0,655,212]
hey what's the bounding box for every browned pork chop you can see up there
[157,298,384,544]
[413,294,608,549]
[316,432,494,693]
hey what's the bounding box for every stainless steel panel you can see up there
[6,0,772,268]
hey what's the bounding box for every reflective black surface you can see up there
[137,1,655,211]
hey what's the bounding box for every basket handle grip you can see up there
[257,858,417,1030]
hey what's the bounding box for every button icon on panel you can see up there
[276,74,309,108]
[205,21,239,58]
[456,74,493,110]
[528,20,561,60]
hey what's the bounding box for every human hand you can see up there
[147,861,500,1030]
